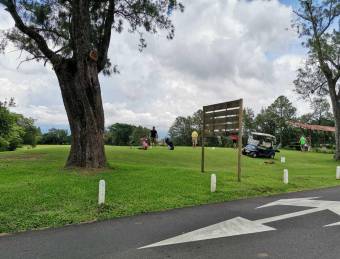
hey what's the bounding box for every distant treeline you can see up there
[1,95,335,151]
[168,96,335,148]
[39,124,153,146]
[0,99,40,151]
[1,102,154,151]
[0,98,72,151]
[104,123,151,146]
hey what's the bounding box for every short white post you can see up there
[283,169,289,184]
[98,180,106,205]
[336,166,340,180]
[211,174,216,193]
[281,156,286,163]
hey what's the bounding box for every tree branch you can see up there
[97,0,115,72]
[325,57,340,71]
[16,55,46,69]
[1,0,60,64]
[319,8,336,36]
[293,10,312,22]
[305,1,333,80]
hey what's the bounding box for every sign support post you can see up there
[237,99,243,182]
[201,106,206,173]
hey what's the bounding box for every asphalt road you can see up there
[2,186,340,259]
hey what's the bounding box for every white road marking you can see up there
[139,217,275,249]
[324,221,340,227]
[140,197,340,249]
[255,207,324,224]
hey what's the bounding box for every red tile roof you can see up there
[288,121,335,132]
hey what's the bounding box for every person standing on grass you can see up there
[192,130,198,148]
[230,133,238,148]
[300,135,306,151]
[150,126,158,147]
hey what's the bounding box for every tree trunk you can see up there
[333,108,340,160]
[55,59,107,168]
[329,81,340,160]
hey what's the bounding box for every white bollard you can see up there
[336,166,340,180]
[281,156,286,163]
[211,174,216,193]
[98,180,106,205]
[283,169,289,184]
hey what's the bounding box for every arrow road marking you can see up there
[257,196,340,227]
[255,207,324,224]
[140,197,340,249]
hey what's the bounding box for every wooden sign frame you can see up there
[201,99,243,182]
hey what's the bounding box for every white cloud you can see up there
[0,6,13,29]
[13,105,67,125]
[0,0,310,134]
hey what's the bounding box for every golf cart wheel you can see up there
[252,153,257,158]
[270,154,275,159]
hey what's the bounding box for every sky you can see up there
[0,0,309,135]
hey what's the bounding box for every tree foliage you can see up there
[0,0,184,168]
[310,97,334,124]
[0,0,184,72]
[104,123,152,146]
[129,125,150,145]
[255,96,297,147]
[243,108,255,136]
[16,115,41,147]
[0,99,40,151]
[168,110,203,146]
[293,0,340,158]
[39,128,69,145]
[169,116,192,146]
[105,123,135,146]
[267,96,297,143]
[293,0,340,86]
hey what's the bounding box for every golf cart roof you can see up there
[251,132,276,139]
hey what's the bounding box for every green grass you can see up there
[0,145,340,234]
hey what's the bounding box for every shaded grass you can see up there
[0,145,339,233]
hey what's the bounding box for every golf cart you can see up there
[242,132,279,159]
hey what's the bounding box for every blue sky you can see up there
[280,0,300,8]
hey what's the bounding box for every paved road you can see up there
[2,187,340,259]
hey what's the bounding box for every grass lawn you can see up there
[0,145,340,234]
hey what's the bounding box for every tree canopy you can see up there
[0,99,40,151]
[0,0,184,72]
[105,123,150,146]
[293,0,340,159]
[0,0,184,168]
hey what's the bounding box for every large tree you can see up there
[266,96,297,145]
[169,116,192,146]
[293,0,340,159]
[243,107,255,139]
[310,97,334,125]
[254,96,296,146]
[105,123,134,146]
[0,0,183,168]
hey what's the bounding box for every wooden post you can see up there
[201,107,206,173]
[237,99,243,182]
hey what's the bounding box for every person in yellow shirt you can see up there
[191,130,199,148]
